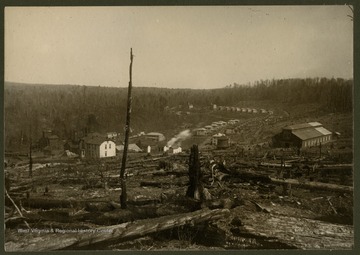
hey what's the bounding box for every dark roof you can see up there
[65,141,79,149]
[84,136,113,145]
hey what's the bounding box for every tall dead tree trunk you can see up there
[186,145,204,200]
[29,137,33,178]
[119,48,134,209]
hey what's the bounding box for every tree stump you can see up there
[186,145,206,201]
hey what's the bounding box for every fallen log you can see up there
[270,178,353,194]
[153,170,188,177]
[238,212,354,249]
[6,197,117,210]
[259,162,292,168]
[140,180,188,188]
[140,181,164,188]
[5,208,230,251]
[5,189,31,230]
[6,197,79,209]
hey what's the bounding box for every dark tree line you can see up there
[4,77,353,150]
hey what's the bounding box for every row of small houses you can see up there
[193,119,239,136]
[193,120,239,149]
[213,104,273,114]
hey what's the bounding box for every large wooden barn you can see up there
[272,122,332,148]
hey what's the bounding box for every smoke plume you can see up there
[167,129,191,147]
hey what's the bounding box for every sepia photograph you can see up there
[3,4,355,251]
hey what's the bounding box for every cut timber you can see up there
[238,212,353,249]
[5,208,230,252]
[270,178,353,194]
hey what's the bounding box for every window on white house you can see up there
[105,144,107,149]
[109,143,111,149]
[105,151,107,157]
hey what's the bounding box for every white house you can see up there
[169,146,182,154]
[212,133,225,146]
[193,128,207,136]
[81,136,116,159]
[173,147,182,154]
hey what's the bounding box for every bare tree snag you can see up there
[29,138,33,178]
[120,48,134,209]
[186,145,206,200]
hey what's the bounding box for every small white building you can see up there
[205,125,214,132]
[193,128,207,136]
[212,133,225,146]
[107,132,119,139]
[172,146,182,154]
[81,137,116,159]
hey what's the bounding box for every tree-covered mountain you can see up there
[4,77,353,151]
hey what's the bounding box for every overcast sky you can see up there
[5,6,353,89]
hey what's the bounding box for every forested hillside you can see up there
[4,77,353,151]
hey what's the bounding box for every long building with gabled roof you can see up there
[272,122,332,148]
